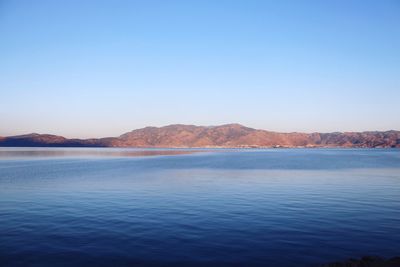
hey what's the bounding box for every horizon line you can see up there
[2,123,399,140]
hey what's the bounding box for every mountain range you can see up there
[0,124,399,148]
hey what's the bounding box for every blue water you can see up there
[0,148,399,267]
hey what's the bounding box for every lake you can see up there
[0,148,399,266]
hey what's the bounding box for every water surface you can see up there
[0,148,399,266]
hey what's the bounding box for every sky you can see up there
[0,0,399,138]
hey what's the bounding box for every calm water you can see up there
[0,148,399,267]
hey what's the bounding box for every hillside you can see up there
[0,124,399,148]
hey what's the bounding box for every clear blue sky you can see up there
[1,0,399,138]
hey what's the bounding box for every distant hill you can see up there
[1,124,399,148]
[0,133,116,147]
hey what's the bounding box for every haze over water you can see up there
[0,148,399,267]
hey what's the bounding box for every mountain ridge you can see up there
[1,124,399,148]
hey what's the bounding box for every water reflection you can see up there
[0,147,200,159]
[0,148,399,267]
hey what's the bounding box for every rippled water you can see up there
[0,148,399,267]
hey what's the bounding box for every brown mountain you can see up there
[0,124,399,148]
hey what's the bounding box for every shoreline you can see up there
[321,256,400,267]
